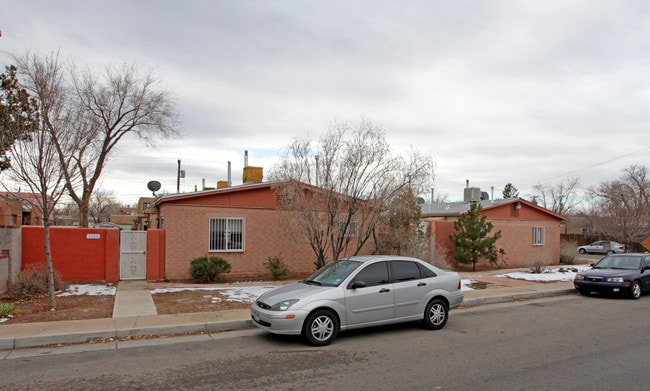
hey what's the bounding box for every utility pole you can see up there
[177,159,181,193]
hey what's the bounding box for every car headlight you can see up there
[574,275,585,280]
[270,299,299,311]
[606,277,624,283]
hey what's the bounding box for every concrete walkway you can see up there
[112,281,157,318]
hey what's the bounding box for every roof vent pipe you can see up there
[228,161,232,186]
[244,150,249,167]
[466,179,469,188]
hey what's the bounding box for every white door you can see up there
[120,231,147,280]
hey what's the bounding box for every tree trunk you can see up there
[43,222,57,310]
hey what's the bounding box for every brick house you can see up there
[0,192,46,226]
[422,197,566,269]
[146,181,375,281]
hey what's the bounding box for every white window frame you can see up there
[532,226,545,246]
[209,217,245,252]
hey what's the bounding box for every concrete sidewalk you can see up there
[0,278,576,351]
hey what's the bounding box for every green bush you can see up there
[0,302,17,318]
[189,256,231,283]
[263,256,289,280]
[6,264,64,299]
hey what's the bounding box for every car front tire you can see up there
[578,248,586,254]
[422,299,448,330]
[630,281,642,300]
[303,309,338,346]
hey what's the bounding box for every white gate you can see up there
[120,230,147,280]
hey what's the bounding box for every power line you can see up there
[532,146,650,184]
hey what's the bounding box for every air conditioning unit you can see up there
[463,187,481,203]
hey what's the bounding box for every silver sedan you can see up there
[250,255,464,346]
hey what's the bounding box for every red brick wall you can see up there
[429,205,563,269]
[160,204,320,280]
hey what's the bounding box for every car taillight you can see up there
[458,279,461,290]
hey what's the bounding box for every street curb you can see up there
[461,289,577,307]
[0,319,256,350]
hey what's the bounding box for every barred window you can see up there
[532,226,545,246]
[339,220,358,237]
[209,217,245,252]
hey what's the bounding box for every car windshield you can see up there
[303,260,362,287]
[593,256,641,270]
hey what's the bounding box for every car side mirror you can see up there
[350,281,367,289]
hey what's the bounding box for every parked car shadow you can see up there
[258,321,433,346]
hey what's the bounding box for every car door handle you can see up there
[418,282,426,287]
[379,288,390,293]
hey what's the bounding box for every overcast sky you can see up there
[2,1,649,205]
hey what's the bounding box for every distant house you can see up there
[561,215,593,235]
[109,199,155,230]
[0,192,47,226]
[421,197,566,269]
[145,182,375,281]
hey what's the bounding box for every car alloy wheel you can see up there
[422,298,448,330]
[304,309,338,346]
[630,281,642,300]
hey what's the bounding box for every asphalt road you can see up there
[2,293,650,390]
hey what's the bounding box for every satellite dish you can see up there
[147,180,161,196]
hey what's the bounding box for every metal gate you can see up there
[120,230,147,280]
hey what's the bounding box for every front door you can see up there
[120,230,147,280]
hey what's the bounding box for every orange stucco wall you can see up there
[21,227,165,283]
[146,229,166,280]
[22,226,120,282]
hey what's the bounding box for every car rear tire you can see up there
[303,309,338,346]
[630,281,642,300]
[422,299,448,330]
[578,248,586,254]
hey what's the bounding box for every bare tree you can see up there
[374,188,428,258]
[532,177,580,215]
[89,188,121,224]
[271,119,434,268]
[586,165,650,245]
[12,52,180,227]
[5,111,67,310]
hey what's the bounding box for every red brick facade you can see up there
[426,199,565,269]
[155,183,375,281]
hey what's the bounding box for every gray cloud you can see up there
[2,0,649,204]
